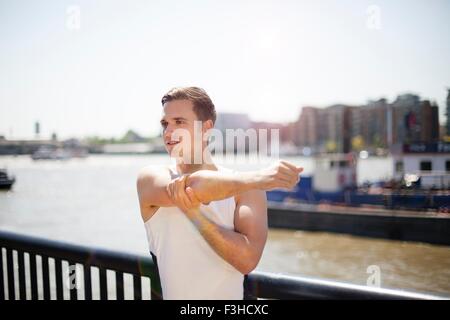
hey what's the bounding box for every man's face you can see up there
[160,99,211,160]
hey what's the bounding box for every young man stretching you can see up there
[137,87,303,299]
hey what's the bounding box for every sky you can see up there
[1,0,449,140]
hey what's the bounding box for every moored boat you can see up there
[0,168,15,190]
[267,143,450,212]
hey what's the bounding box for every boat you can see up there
[31,146,72,160]
[0,168,15,190]
[267,143,450,212]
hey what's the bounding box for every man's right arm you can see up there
[136,165,258,212]
[136,165,174,221]
[137,161,303,221]
[182,161,303,204]
[138,161,303,207]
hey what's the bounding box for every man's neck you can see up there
[175,154,217,174]
[177,163,216,174]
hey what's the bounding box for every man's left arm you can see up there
[172,179,268,275]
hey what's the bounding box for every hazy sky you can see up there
[1,0,449,140]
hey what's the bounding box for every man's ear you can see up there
[203,119,214,131]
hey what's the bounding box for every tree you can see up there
[351,135,364,151]
[325,140,337,153]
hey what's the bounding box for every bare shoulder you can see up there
[136,165,171,188]
[137,164,170,179]
[136,165,174,222]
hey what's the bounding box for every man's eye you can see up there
[175,120,183,125]
[161,122,168,128]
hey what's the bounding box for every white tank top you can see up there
[143,165,244,300]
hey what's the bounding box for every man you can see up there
[136,87,303,299]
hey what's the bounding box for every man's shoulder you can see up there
[136,164,173,216]
[138,164,173,176]
[137,164,172,187]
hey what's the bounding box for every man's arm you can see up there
[136,166,258,211]
[138,161,302,208]
[136,165,173,209]
[173,161,303,204]
[137,160,302,221]
[179,188,268,275]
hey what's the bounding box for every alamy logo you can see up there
[66,5,81,31]
[167,120,280,165]
[366,265,381,287]
[66,264,82,290]
[366,5,382,30]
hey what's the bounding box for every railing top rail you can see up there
[248,272,447,300]
[0,230,152,276]
[1,230,448,300]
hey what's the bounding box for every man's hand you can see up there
[257,160,304,190]
[167,175,202,216]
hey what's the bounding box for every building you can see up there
[419,100,440,142]
[295,106,321,148]
[353,99,389,150]
[215,112,251,132]
[212,92,442,156]
[390,94,439,149]
[293,104,356,154]
[326,104,357,154]
[446,89,450,137]
[214,112,252,153]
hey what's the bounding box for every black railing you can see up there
[0,230,446,300]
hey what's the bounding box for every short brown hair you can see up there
[161,87,216,124]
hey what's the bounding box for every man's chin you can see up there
[166,147,183,159]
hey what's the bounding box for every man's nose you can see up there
[163,125,175,140]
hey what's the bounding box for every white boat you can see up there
[31,146,71,160]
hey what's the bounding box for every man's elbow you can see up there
[237,253,260,275]
[186,174,210,203]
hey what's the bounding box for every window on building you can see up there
[420,161,432,171]
[446,160,450,172]
[395,161,404,173]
